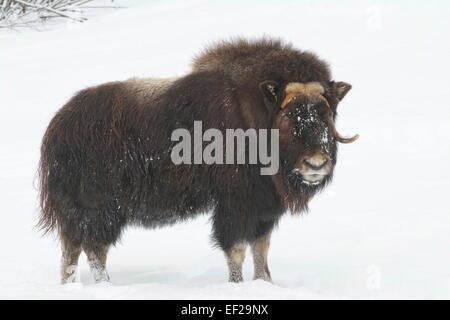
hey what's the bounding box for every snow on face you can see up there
[285,100,333,155]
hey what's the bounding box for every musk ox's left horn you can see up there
[329,117,359,144]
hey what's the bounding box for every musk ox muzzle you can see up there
[292,151,333,185]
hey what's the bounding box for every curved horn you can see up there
[329,118,359,144]
[317,93,359,144]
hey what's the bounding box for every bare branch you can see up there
[13,0,85,21]
[0,0,120,30]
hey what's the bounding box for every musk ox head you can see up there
[259,80,358,197]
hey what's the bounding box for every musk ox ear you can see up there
[330,81,352,101]
[259,80,280,106]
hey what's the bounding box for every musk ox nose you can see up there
[304,156,328,170]
[295,153,332,185]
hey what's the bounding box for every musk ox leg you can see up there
[61,240,82,284]
[83,245,110,283]
[251,229,272,282]
[225,241,247,283]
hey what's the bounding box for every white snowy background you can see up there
[1,0,449,299]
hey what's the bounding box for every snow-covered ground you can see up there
[1,0,449,299]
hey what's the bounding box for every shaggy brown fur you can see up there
[38,38,356,283]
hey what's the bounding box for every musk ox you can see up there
[38,38,358,284]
